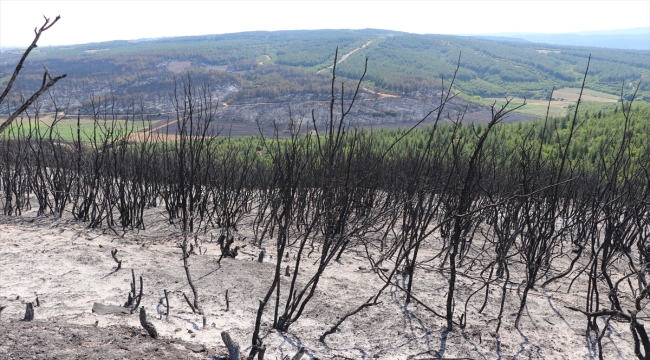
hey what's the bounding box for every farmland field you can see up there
[0,117,150,142]
[483,87,630,118]
[483,97,570,117]
[552,88,619,102]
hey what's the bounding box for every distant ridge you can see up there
[471,27,650,50]
[572,27,649,36]
[473,36,529,43]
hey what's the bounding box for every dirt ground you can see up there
[0,206,640,359]
[1,319,210,359]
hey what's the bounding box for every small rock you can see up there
[186,344,205,353]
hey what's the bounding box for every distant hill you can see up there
[1,29,647,128]
[477,27,650,50]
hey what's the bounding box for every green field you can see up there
[0,117,150,142]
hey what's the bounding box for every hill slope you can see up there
[1,29,647,126]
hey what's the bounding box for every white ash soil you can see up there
[0,208,640,359]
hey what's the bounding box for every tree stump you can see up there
[139,307,158,339]
[258,344,266,360]
[23,302,34,321]
[219,234,239,259]
[221,331,240,360]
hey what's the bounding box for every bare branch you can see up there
[0,15,65,133]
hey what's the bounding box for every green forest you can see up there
[368,102,649,171]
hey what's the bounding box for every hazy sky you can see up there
[1,0,649,47]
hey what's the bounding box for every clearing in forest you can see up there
[483,88,619,118]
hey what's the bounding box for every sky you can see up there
[1,0,649,47]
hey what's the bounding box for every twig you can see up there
[565,306,631,322]
[183,292,197,313]
[130,275,143,314]
[124,269,137,308]
[164,289,170,321]
[111,249,122,270]
[180,236,203,314]
[320,296,380,341]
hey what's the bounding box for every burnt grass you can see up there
[149,93,534,138]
